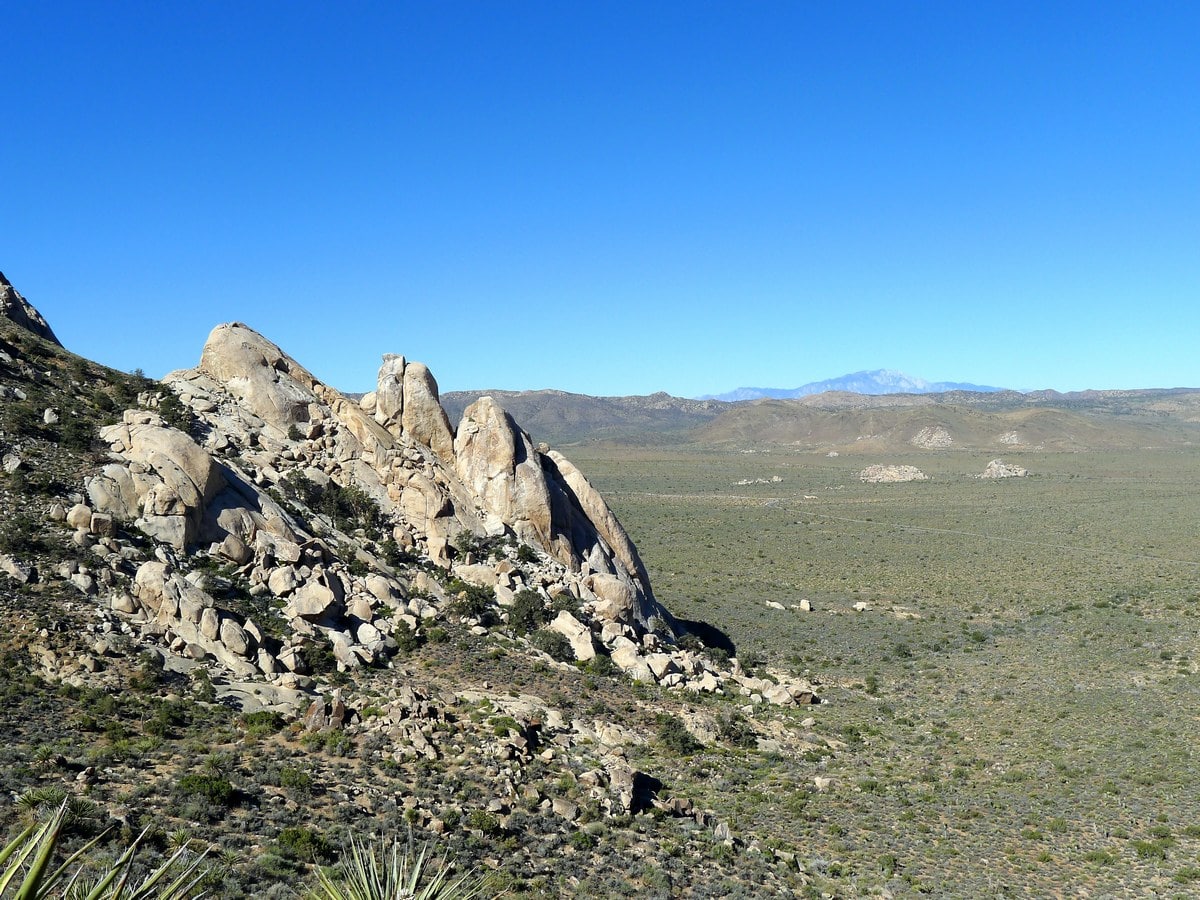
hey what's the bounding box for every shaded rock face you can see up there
[141,323,666,633]
[0,271,61,346]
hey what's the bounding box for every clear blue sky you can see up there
[3,2,1197,396]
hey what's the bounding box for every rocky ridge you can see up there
[0,277,826,895]
[43,320,813,711]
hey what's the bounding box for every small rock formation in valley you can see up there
[859,464,929,483]
[980,458,1028,478]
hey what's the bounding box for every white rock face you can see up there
[859,464,929,484]
[910,426,953,449]
[402,362,455,465]
[72,320,704,704]
[0,272,61,345]
[454,396,553,549]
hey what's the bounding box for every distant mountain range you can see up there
[442,380,1200,450]
[700,369,1006,402]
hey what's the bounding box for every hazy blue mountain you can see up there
[701,369,1006,402]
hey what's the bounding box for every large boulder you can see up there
[91,411,227,549]
[544,450,653,594]
[198,323,321,430]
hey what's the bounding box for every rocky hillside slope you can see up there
[0,272,819,897]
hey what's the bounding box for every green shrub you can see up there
[715,711,757,748]
[0,512,42,555]
[280,766,315,798]
[393,621,424,653]
[59,413,96,451]
[176,773,235,806]
[278,826,334,862]
[584,654,618,678]
[655,714,702,755]
[465,810,502,837]
[242,710,286,737]
[278,471,382,533]
[530,629,573,663]
[299,641,338,675]
[448,580,495,624]
[508,590,548,636]
[156,392,196,433]
[569,830,597,850]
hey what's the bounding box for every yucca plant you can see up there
[307,834,495,900]
[0,799,210,899]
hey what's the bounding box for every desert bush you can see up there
[529,629,573,663]
[280,766,315,798]
[715,711,756,748]
[0,512,42,555]
[507,590,547,636]
[655,714,702,755]
[175,773,235,806]
[242,710,287,737]
[447,581,494,623]
[278,826,335,863]
[278,471,382,533]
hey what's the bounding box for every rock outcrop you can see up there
[980,459,1028,478]
[83,323,671,658]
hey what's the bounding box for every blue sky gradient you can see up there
[3,2,1197,396]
